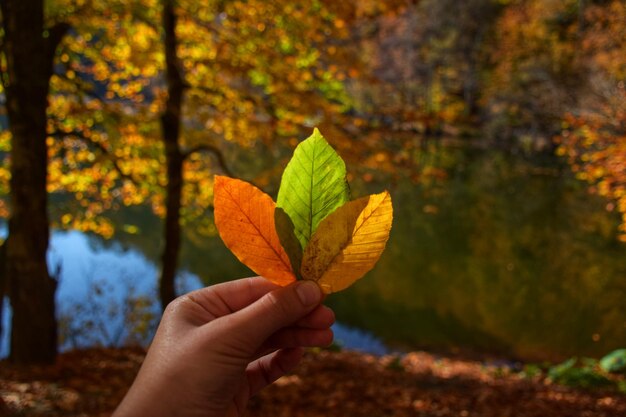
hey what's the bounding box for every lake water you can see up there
[2,145,626,361]
[0,230,389,357]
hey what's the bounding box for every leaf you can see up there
[214,129,393,293]
[301,191,393,293]
[600,349,626,374]
[277,128,350,250]
[214,175,296,286]
[275,207,303,280]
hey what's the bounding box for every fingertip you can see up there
[229,280,324,352]
[320,328,334,347]
[323,305,336,325]
[295,280,322,306]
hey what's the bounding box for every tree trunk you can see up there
[578,0,587,34]
[1,0,67,364]
[0,239,6,345]
[159,0,185,310]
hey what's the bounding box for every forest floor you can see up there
[1,347,625,417]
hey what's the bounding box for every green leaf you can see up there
[600,349,626,374]
[277,128,350,249]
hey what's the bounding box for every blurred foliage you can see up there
[554,1,626,241]
[0,0,624,238]
[600,349,626,374]
[1,0,371,236]
[548,357,615,389]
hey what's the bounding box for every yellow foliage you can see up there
[0,0,360,236]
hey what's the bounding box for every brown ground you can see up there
[1,347,625,417]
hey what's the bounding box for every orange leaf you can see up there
[214,175,296,286]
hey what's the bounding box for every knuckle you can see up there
[262,290,292,318]
[163,296,185,317]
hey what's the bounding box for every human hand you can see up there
[113,277,334,417]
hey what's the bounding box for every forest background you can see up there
[0,0,625,370]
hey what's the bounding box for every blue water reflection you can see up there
[0,230,387,358]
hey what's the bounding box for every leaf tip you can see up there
[310,127,325,142]
[214,174,228,186]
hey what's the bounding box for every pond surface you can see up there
[2,145,626,361]
[333,146,626,361]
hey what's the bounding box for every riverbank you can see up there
[1,347,625,417]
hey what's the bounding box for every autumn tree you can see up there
[483,0,581,147]
[556,0,626,240]
[0,0,433,323]
[0,0,68,363]
[0,0,368,310]
[159,0,186,307]
[158,0,381,307]
[342,0,501,137]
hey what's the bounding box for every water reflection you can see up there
[0,230,387,357]
[0,230,203,357]
[329,148,626,361]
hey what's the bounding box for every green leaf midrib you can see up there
[307,141,316,241]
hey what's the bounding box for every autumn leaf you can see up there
[275,207,304,280]
[301,191,393,294]
[214,128,393,293]
[276,128,350,250]
[213,175,296,286]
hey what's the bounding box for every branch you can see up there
[185,12,222,37]
[192,84,261,108]
[44,22,70,79]
[50,128,138,184]
[183,143,234,177]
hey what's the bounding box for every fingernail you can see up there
[296,281,321,306]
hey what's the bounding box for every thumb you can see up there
[224,280,322,352]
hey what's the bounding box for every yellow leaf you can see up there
[301,191,393,293]
[214,175,296,286]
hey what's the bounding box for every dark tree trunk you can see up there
[0,240,6,345]
[1,0,68,364]
[578,0,587,34]
[159,0,185,310]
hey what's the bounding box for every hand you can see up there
[113,277,334,417]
